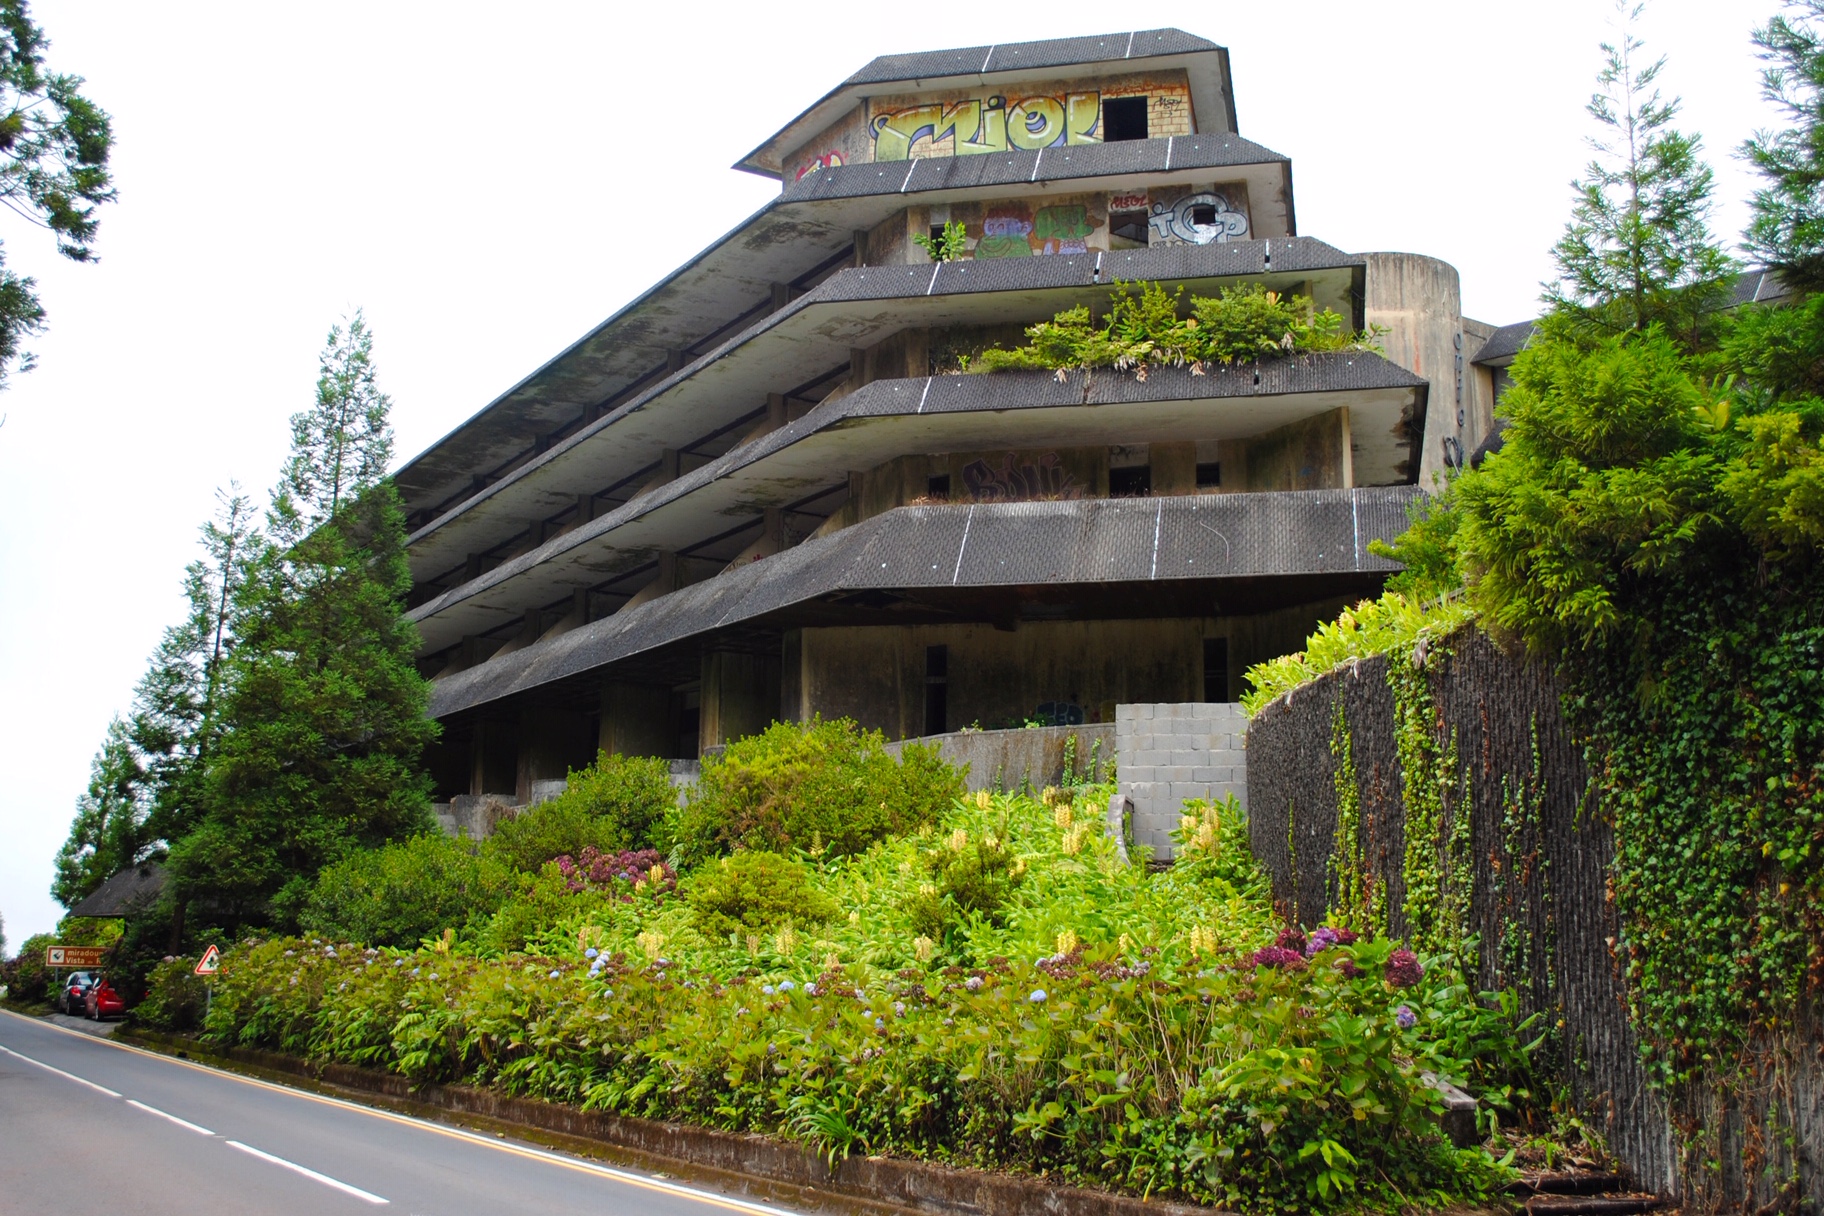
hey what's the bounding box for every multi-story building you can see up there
[398,29,1504,804]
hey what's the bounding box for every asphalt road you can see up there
[0,1009,812,1216]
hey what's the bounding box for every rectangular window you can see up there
[1103,96,1149,142]
[924,644,948,735]
[1203,637,1230,703]
[1196,461,1222,489]
[1109,464,1152,497]
[1109,209,1150,247]
[927,473,951,500]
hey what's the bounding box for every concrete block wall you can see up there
[1115,702,1248,858]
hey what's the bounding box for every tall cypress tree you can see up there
[170,313,436,926]
[50,717,148,908]
[1546,2,1734,345]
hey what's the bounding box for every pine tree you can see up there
[1745,1,1824,290]
[51,717,149,907]
[170,314,436,926]
[1547,2,1734,344]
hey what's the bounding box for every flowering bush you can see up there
[191,789,1531,1213]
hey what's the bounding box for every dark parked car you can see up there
[83,976,124,1021]
[58,971,94,1016]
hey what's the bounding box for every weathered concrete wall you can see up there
[1360,252,1466,487]
[1242,628,1824,1204]
[1245,406,1352,491]
[884,723,1114,792]
[1115,702,1248,856]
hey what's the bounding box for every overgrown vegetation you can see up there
[964,280,1378,376]
[154,788,1536,1214]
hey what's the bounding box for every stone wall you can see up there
[1114,702,1248,857]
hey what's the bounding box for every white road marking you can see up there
[0,1043,122,1097]
[2,1010,804,1215]
[226,1140,389,1205]
[126,1098,215,1136]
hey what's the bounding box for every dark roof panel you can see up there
[844,30,1219,86]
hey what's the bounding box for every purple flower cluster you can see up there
[554,847,677,898]
[1394,1003,1417,1029]
[1251,945,1308,971]
[1303,925,1360,956]
[1385,948,1424,989]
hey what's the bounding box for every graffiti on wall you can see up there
[971,200,1103,259]
[961,452,1084,501]
[794,152,845,180]
[871,93,1101,161]
[1148,191,1250,245]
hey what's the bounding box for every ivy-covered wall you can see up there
[1244,628,1676,1188]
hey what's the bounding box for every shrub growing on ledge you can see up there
[965,280,1377,376]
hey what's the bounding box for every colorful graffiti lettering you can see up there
[1034,204,1092,255]
[1148,192,1250,245]
[871,92,1100,161]
[961,451,1083,501]
[975,205,1034,259]
[794,151,845,180]
[1109,192,1150,212]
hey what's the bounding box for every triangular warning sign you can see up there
[194,945,221,976]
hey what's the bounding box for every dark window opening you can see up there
[924,645,948,735]
[1196,461,1222,488]
[927,473,951,500]
[929,224,946,246]
[1109,209,1150,245]
[1203,637,1230,703]
[1103,96,1148,142]
[1190,203,1217,226]
[1109,465,1152,497]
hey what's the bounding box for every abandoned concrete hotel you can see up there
[403,29,1506,812]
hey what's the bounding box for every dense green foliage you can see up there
[966,280,1375,375]
[1240,591,1474,715]
[299,834,517,948]
[162,789,1533,1214]
[685,851,835,941]
[0,0,114,385]
[663,718,962,870]
[497,751,673,860]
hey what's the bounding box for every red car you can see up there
[83,976,124,1020]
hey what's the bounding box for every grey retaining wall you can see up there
[884,723,1114,792]
[1115,702,1248,858]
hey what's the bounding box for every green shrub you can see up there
[135,957,210,1030]
[969,280,1376,375]
[685,851,836,942]
[1171,795,1270,897]
[537,751,674,851]
[903,824,1024,944]
[483,799,620,874]
[300,833,516,947]
[663,719,963,869]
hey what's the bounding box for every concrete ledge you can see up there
[118,1027,1228,1216]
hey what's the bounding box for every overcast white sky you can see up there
[0,1,1778,945]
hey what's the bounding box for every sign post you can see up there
[44,945,106,969]
[194,945,221,1018]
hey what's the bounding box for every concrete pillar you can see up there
[1150,441,1197,495]
[700,648,781,753]
[618,551,679,614]
[780,629,804,723]
[1359,252,1465,486]
[599,681,673,758]
[771,282,791,312]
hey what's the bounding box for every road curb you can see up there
[118,1026,1230,1216]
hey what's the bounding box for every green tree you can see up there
[1745,1,1824,290]
[170,314,437,927]
[1546,2,1733,345]
[50,717,151,907]
[0,0,114,385]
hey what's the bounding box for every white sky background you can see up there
[0,1,1777,944]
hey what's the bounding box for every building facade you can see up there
[397,29,1505,804]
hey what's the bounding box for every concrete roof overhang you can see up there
[393,133,1293,518]
[426,485,1417,720]
[407,354,1426,653]
[405,237,1366,578]
[734,28,1234,179]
